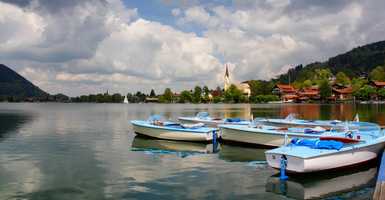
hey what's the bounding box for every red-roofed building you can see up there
[273,84,298,101]
[371,81,385,89]
[298,87,320,100]
[332,86,353,100]
[210,90,222,97]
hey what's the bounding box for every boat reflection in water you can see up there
[131,135,219,157]
[266,165,377,199]
[218,144,269,162]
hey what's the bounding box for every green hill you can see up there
[0,64,49,100]
[277,40,385,83]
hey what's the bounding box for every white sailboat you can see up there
[123,95,128,104]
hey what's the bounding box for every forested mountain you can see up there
[0,64,48,99]
[277,40,385,83]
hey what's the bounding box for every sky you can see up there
[0,0,384,96]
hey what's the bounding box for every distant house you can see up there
[145,97,159,103]
[238,81,251,97]
[371,81,385,89]
[298,86,320,101]
[273,84,298,101]
[210,90,222,97]
[331,86,353,100]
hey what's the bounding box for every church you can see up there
[224,64,251,97]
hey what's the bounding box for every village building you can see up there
[297,86,320,101]
[145,97,159,103]
[331,85,353,100]
[272,84,298,101]
[371,81,385,89]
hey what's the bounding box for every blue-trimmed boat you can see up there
[256,113,371,129]
[219,124,346,147]
[265,124,385,173]
[178,112,250,127]
[130,115,218,142]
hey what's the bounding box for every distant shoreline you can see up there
[1,101,384,105]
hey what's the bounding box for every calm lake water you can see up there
[0,103,384,200]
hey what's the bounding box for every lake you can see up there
[0,103,383,199]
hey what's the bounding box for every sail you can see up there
[123,95,128,104]
[354,114,359,122]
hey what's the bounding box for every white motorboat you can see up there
[265,125,385,173]
[178,112,250,127]
[256,113,371,129]
[219,124,345,147]
[130,115,218,142]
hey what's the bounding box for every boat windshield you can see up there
[251,118,264,128]
[284,113,297,121]
[147,115,166,123]
[196,112,210,119]
[344,122,381,132]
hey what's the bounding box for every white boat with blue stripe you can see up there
[131,115,218,142]
[178,112,250,127]
[265,124,385,173]
[256,113,369,129]
[219,122,347,147]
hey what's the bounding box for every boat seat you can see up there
[181,123,205,129]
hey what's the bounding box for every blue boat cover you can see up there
[225,118,242,122]
[291,138,344,150]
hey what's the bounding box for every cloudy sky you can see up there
[0,0,384,96]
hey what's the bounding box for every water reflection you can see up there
[131,135,218,156]
[219,144,268,162]
[266,165,377,199]
[0,111,33,140]
[251,103,385,125]
[0,103,383,199]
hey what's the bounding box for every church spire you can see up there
[224,63,230,91]
[225,64,229,78]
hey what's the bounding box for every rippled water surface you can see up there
[0,103,383,200]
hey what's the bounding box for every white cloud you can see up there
[171,8,181,16]
[178,6,212,26]
[75,18,222,83]
[0,2,44,51]
[0,0,384,96]
[175,0,378,81]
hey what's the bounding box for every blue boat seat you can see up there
[291,138,344,150]
[225,118,242,122]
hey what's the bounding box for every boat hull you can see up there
[132,136,214,153]
[132,123,214,142]
[266,142,385,173]
[220,126,318,147]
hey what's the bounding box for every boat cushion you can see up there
[291,138,344,150]
[225,118,242,122]
[181,123,205,129]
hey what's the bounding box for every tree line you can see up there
[64,65,385,103]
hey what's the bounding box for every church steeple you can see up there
[224,63,230,91]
